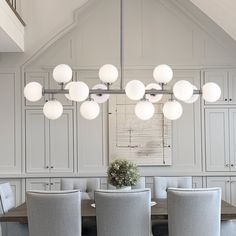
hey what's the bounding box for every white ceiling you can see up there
[190,0,236,41]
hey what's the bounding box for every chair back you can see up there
[132,177,146,189]
[168,188,221,236]
[154,176,192,198]
[95,189,151,236]
[61,178,100,200]
[0,183,14,213]
[27,190,81,236]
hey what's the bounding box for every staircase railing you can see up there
[5,0,26,26]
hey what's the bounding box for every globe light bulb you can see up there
[69,81,89,102]
[99,64,118,84]
[43,100,63,120]
[125,80,145,101]
[184,85,199,104]
[24,82,43,102]
[80,100,100,120]
[202,82,221,102]
[163,100,183,120]
[153,64,173,84]
[145,83,163,103]
[135,100,155,120]
[91,84,110,103]
[173,80,193,101]
[53,64,73,84]
[64,81,76,100]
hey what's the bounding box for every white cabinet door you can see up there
[205,109,230,171]
[230,177,236,206]
[207,177,231,203]
[204,71,228,105]
[228,70,236,105]
[0,73,21,173]
[24,72,49,106]
[49,110,74,173]
[50,178,61,191]
[26,110,50,173]
[229,109,236,171]
[26,178,50,191]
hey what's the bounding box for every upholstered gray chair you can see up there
[27,190,81,236]
[0,183,29,236]
[108,177,146,190]
[153,176,192,198]
[152,176,192,236]
[167,188,221,236]
[95,189,151,236]
[61,178,100,200]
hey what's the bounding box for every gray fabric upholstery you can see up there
[61,178,100,200]
[221,220,236,236]
[154,176,192,199]
[167,188,221,236]
[132,177,146,189]
[0,183,29,236]
[27,190,81,236]
[95,189,151,236]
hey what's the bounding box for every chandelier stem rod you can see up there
[120,0,124,90]
[42,89,202,95]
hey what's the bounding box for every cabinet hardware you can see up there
[225,164,230,167]
[230,98,232,101]
[46,183,49,186]
[50,166,54,169]
[225,98,228,101]
[227,180,230,183]
[45,166,49,169]
[231,164,234,167]
[50,183,54,185]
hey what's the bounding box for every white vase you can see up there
[116,186,131,191]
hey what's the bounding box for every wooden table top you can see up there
[0,199,236,224]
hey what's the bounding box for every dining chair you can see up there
[95,189,151,236]
[168,188,221,236]
[0,183,29,236]
[221,220,236,236]
[61,178,100,200]
[27,190,81,236]
[152,176,192,236]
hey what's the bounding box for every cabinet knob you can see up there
[225,98,228,101]
[231,164,234,167]
[50,183,54,185]
[230,98,232,101]
[45,166,49,169]
[46,183,49,186]
[50,166,54,169]
[225,164,230,167]
[227,180,230,183]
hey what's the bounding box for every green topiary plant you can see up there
[107,159,140,188]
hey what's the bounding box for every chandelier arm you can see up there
[42,89,202,95]
[120,0,124,90]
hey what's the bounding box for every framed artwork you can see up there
[109,95,172,166]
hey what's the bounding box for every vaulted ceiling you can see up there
[190,0,236,41]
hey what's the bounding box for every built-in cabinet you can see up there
[25,109,74,174]
[26,178,61,191]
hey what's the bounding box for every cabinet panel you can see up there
[26,110,49,173]
[49,110,74,173]
[50,178,61,191]
[204,71,228,105]
[0,73,21,173]
[230,177,236,207]
[228,70,236,104]
[26,178,50,191]
[229,109,236,171]
[25,72,49,106]
[207,177,231,203]
[205,109,230,171]
[192,177,203,188]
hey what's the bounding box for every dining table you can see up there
[1,199,236,224]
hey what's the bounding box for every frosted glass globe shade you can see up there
[99,64,118,84]
[64,82,76,100]
[24,82,43,102]
[80,100,100,120]
[185,85,199,104]
[53,64,72,83]
[153,64,173,84]
[173,80,193,101]
[69,81,89,102]
[202,82,221,102]
[145,83,163,103]
[91,84,110,103]
[125,80,145,101]
[163,100,183,120]
[43,100,63,120]
[135,100,155,120]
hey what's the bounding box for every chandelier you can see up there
[24,1,221,121]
